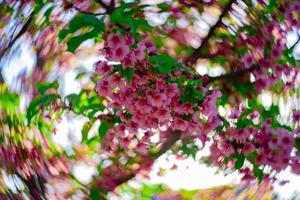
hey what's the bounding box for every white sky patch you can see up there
[53,113,88,150]
[259,91,272,109]
[148,154,240,190]
[1,39,35,89]
[73,163,97,185]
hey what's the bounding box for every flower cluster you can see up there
[0,140,71,184]
[209,119,299,181]
[96,32,213,154]
[284,1,300,29]
[94,32,225,189]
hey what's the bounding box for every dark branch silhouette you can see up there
[0,12,34,60]
[185,0,235,65]
[204,65,259,86]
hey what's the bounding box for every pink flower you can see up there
[242,53,253,69]
[123,53,136,68]
[155,78,165,90]
[154,108,171,122]
[110,43,130,61]
[290,157,300,174]
[242,143,255,155]
[147,92,167,107]
[292,110,300,123]
[107,73,124,88]
[271,43,283,60]
[255,152,266,165]
[127,120,138,133]
[279,134,293,151]
[219,141,235,157]
[135,98,152,113]
[182,102,194,114]
[229,108,241,119]
[95,79,112,97]
[125,32,135,46]
[285,2,300,28]
[107,32,124,48]
[95,60,112,75]
[144,40,156,53]
[165,83,179,97]
[134,43,146,61]
[204,115,221,133]
[115,124,126,137]
[202,89,221,117]
[186,120,201,136]
[119,137,130,149]
[171,117,188,131]
[135,143,148,155]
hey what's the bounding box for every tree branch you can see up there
[99,131,182,190]
[203,65,259,86]
[185,0,235,65]
[95,0,115,14]
[73,6,107,16]
[0,12,34,60]
[290,32,300,51]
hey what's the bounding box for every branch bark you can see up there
[0,12,34,60]
[95,0,115,14]
[99,131,182,190]
[185,0,235,65]
[204,65,259,86]
[290,33,300,51]
[118,131,181,185]
[73,6,107,16]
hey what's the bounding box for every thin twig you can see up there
[0,12,34,60]
[185,0,235,65]
[290,33,300,51]
[95,0,115,14]
[98,131,182,189]
[204,64,259,86]
[73,6,107,16]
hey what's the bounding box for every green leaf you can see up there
[27,97,42,123]
[37,80,58,94]
[90,188,102,200]
[266,0,277,13]
[0,89,20,115]
[58,29,70,42]
[149,54,181,74]
[59,13,105,51]
[81,121,91,143]
[271,120,292,131]
[133,18,152,32]
[120,68,134,83]
[233,81,255,97]
[75,72,87,80]
[236,118,254,128]
[253,166,264,183]
[69,13,105,33]
[181,143,199,159]
[66,90,104,118]
[44,5,54,25]
[180,81,203,104]
[110,9,132,25]
[157,2,169,10]
[295,137,300,153]
[234,154,245,170]
[98,121,108,138]
[27,94,60,124]
[67,28,100,52]
[247,151,257,164]
[211,56,228,65]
